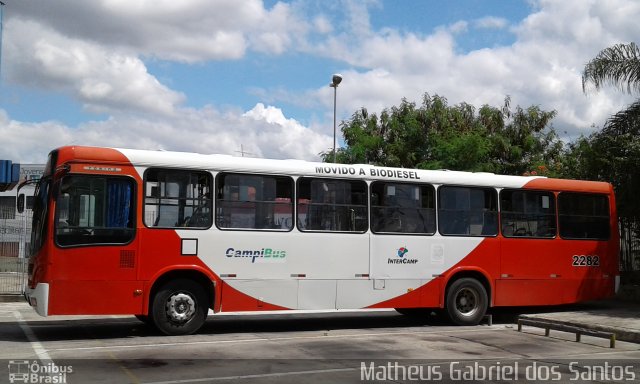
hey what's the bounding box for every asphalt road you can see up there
[1,302,639,383]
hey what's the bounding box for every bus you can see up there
[22,146,619,335]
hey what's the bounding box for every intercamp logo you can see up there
[388,246,418,264]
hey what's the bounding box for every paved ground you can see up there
[519,298,640,344]
[0,301,639,383]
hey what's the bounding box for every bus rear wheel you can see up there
[445,278,488,326]
[151,279,208,335]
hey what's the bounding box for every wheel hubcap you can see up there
[166,293,196,323]
[455,288,478,317]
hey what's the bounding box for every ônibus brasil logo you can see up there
[8,360,72,384]
[388,246,418,264]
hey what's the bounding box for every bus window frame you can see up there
[215,172,295,232]
[296,176,369,234]
[558,191,611,241]
[499,188,558,239]
[143,168,214,231]
[53,173,137,248]
[370,180,436,236]
[437,185,499,238]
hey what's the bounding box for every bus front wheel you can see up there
[151,279,208,335]
[445,278,488,326]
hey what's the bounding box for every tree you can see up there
[568,42,640,218]
[582,42,640,134]
[321,93,563,177]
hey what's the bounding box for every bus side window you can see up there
[438,186,497,237]
[297,177,367,233]
[370,181,435,234]
[216,173,293,231]
[500,189,556,238]
[55,176,135,247]
[559,193,610,240]
[144,169,212,229]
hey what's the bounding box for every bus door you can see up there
[497,189,563,306]
[369,184,500,307]
[49,174,141,315]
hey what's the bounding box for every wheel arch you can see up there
[145,266,217,315]
[441,267,493,308]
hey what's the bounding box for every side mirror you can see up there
[17,193,25,213]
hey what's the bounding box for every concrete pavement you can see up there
[518,296,640,345]
[3,288,640,345]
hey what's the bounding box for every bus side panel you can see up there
[364,278,441,309]
[48,280,144,315]
[494,280,568,306]
[365,238,499,309]
[337,279,426,309]
[496,238,617,306]
[219,280,293,311]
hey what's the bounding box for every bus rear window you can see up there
[558,193,610,240]
[55,176,135,247]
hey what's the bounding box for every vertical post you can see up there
[610,334,616,349]
[329,74,342,163]
[0,1,5,82]
[333,85,337,163]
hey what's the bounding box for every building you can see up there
[0,163,45,258]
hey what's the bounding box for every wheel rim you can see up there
[454,287,479,318]
[165,292,196,324]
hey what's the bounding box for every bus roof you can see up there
[53,145,613,193]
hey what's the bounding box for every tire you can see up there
[151,279,209,335]
[445,278,488,326]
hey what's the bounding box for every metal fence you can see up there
[0,256,27,294]
[619,217,640,272]
[0,207,31,295]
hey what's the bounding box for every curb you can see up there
[0,294,26,303]
[519,314,640,344]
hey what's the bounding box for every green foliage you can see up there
[572,42,640,218]
[582,42,640,94]
[322,93,563,177]
[564,124,640,218]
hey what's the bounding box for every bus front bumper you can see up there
[24,283,49,317]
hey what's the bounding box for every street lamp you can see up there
[330,73,342,163]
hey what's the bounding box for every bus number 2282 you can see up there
[572,255,600,267]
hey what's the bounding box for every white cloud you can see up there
[2,0,640,165]
[7,0,306,63]
[474,16,508,30]
[5,19,185,116]
[0,104,331,163]
[301,0,640,139]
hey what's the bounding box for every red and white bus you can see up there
[23,146,619,335]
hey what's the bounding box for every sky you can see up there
[0,0,638,164]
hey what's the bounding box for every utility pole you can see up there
[234,144,254,157]
[0,2,5,82]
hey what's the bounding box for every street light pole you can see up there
[0,1,5,83]
[330,74,342,163]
